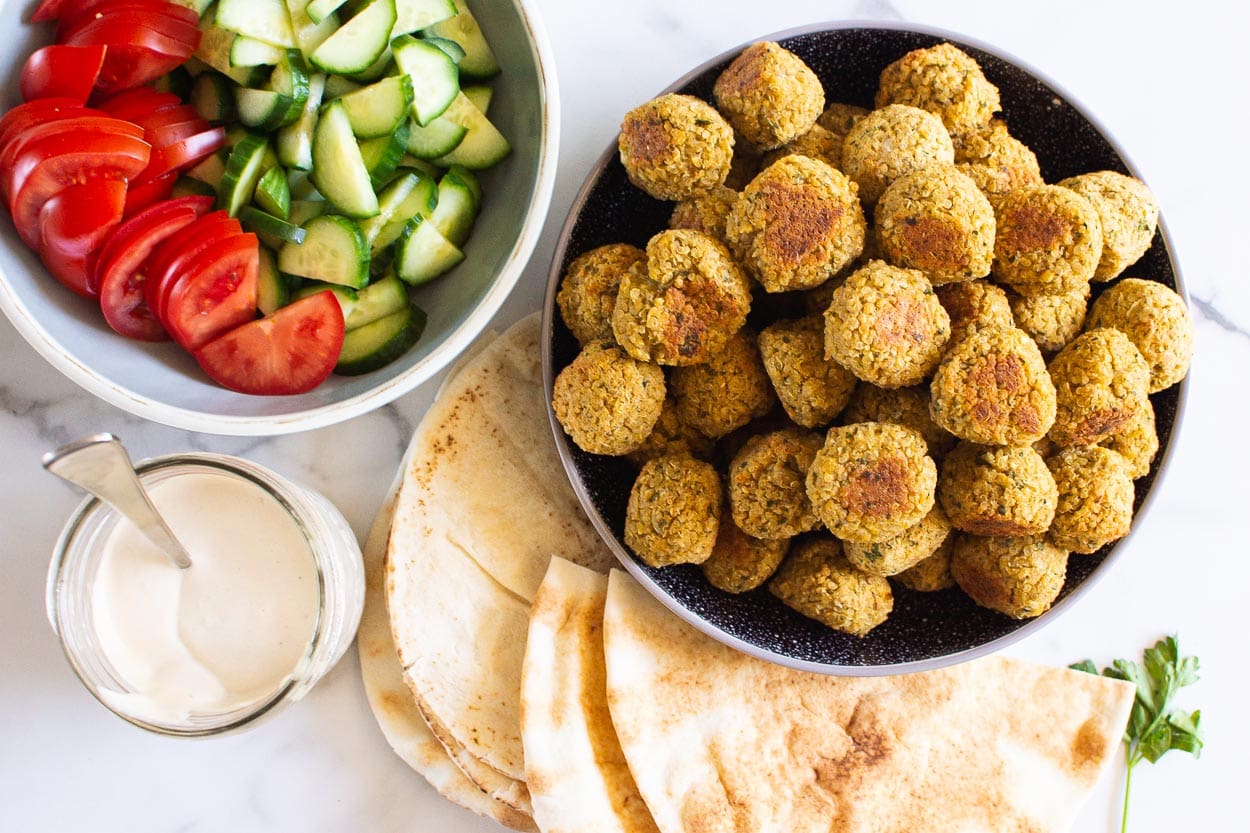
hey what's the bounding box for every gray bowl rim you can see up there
[541,18,1189,676]
[0,0,561,436]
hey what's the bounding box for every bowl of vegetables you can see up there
[0,0,558,434]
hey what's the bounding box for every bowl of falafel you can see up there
[541,22,1193,675]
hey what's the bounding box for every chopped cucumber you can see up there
[360,121,410,188]
[310,100,379,217]
[423,36,465,65]
[254,167,291,218]
[241,206,306,249]
[404,114,465,159]
[236,88,299,131]
[322,75,362,99]
[186,152,227,189]
[432,91,509,169]
[424,1,498,79]
[462,83,491,115]
[394,214,463,284]
[346,45,393,82]
[294,282,359,320]
[220,133,274,216]
[276,72,325,170]
[170,0,214,15]
[429,165,478,246]
[278,214,369,287]
[391,35,459,125]
[391,0,454,37]
[216,0,297,48]
[284,0,339,57]
[335,303,426,375]
[359,171,419,248]
[191,72,236,123]
[345,272,408,328]
[399,154,441,178]
[339,74,413,138]
[288,169,322,200]
[256,246,292,314]
[155,67,193,100]
[230,35,286,67]
[172,177,218,198]
[310,0,397,75]
[289,198,328,225]
[197,10,269,86]
[305,0,348,25]
[372,170,437,251]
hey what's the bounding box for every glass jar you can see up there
[47,452,364,737]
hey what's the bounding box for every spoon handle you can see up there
[43,434,193,570]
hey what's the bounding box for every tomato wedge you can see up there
[193,291,345,396]
[0,115,143,200]
[9,131,150,247]
[57,1,200,43]
[162,232,259,350]
[94,194,213,293]
[144,211,242,316]
[20,45,107,104]
[145,127,226,180]
[66,21,195,93]
[38,178,126,297]
[30,0,74,22]
[0,99,99,157]
[123,171,177,216]
[97,87,181,123]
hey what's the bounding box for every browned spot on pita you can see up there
[837,457,910,517]
[758,181,839,264]
[1071,716,1109,777]
[901,216,968,272]
[1004,204,1066,251]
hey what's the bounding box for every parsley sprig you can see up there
[1071,636,1203,833]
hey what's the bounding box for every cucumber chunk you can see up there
[256,246,292,314]
[191,72,236,123]
[391,0,454,37]
[462,82,491,115]
[294,281,359,319]
[310,0,397,75]
[278,214,369,287]
[254,167,292,218]
[172,177,217,198]
[305,0,348,25]
[339,74,413,138]
[360,121,410,188]
[322,74,362,99]
[241,206,306,248]
[230,35,285,67]
[423,36,465,65]
[359,171,419,248]
[345,272,409,328]
[196,10,269,86]
[289,198,328,225]
[394,214,463,285]
[424,1,498,79]
[335,303,426,375]
[404,114,465,159]
[235,88,299,131]
[432,92,510,169]
[429,165,478,246]
[311,99,380,217]
[186,151,227,189]
[216,0,297,48]
[372,170,437,251]
[220,133,273,216]
[391,35,459,125]
[276,72,326,170]
[284,0,339,57]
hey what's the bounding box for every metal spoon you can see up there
[43,433,192,570]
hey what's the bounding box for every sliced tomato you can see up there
[31,0,75,22]
[9,131,150,247]
[66,21,194,93]
[94,194,213,293]
[123,171,177,216]
[145,127,226,180]
[163,232,259,350]
[143,211,241,316]
[38,178,126,297]
[132,104,202,135]
[193,292,345,395]
[57,0,200,42]
[0,115,143,200]
[97,87,181,123]
[0,99,99,156]
[20,45,107,104]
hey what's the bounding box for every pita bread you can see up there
[387,313,613,786]
[357,491,536,832]
[521,558,659,833]
[603,570,1134,833]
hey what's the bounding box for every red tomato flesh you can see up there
[38,178,126,297]
[0,99,100,157]
[143,211,242,317]
[162,232,259,350]
[20,45,107,104]
[0,115,144,200]
[193,291,345,396]
[144,127,225,180]
[122,171,177,216]
[30,0,74,23]
[97,205,202,340]
[96,87,181,123]
[94,194,213,293]
[57,0,200,43]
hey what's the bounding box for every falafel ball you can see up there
[670,327,776,439]
[712,41,824,150]
[669,184,739,245]
[556,243,645,345]
[953,119,1043,199]
[612,229,752,366]
[1058,171,1159,282]
[728,428,824,540]
[627,394,715,466]
[806,422,937,544]
[758,315,857,429]
[760,124,844,170]
[935,279,1014,344]
[624,454,722,567]
[823,259,951,388]
[894,537,956,592]
[1100,398,1158,479]
[1008,285,1089,354]
[929,325,1056,446]
[841,104,955,205]
[950,533,1068,619]
[768,536,893,636]
[844,504,952,577]
[875,163,996,284]
[1048,328,1150,447]
[991,185,1103,297]
[937,442,1057,537]
[841,383,956,459]
[618,93,734,201]
[1048,446,1135,554]
[726,154,866,292]
[875,42,1001,138]
[700,519,791,593]
[1085,277,1194,392]
[552,342,666,456]
[818,101,870,137]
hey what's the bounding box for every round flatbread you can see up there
[602,570,1135,833]
[521,557,659,833]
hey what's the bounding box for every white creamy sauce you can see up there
[91,470,320,723]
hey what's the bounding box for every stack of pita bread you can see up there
[358,313,1135,833]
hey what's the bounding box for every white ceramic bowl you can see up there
[0,0,559,435]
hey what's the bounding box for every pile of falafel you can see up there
[551,40,1194,637]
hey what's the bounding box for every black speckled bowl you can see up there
[540,22,1187,675]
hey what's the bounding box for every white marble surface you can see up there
[1,0,1246,831]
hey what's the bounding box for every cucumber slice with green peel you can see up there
[289,198,328,225]
[294,281,359,319]
[372,171,437,251]
[191,72,235,123]
[345,272,408,328]
[391,0,454,37]
[170,0,214,15]
[335,303,426,375]
[235,88,300,131]
[429,165,478,246]
[404,114,465,158]
[230,35,286,67]
[216,0,297,48]
[196,12,269,85]
[256,246,292,314]
[254,166,291,218]
[445,162,480,204]
[310,0,396,75]
[391,35,459,125]
[284,0,339,57]
[423,2,498,79]
[431,92,509,169]
[288,170,322,200]
[172,177,218,198]
[241,206,307,248]
[360,121,410,189]
[462,83,491,115]
[346,46,393,81]
[220,133,273,216]
[399,154,441,178]
[423,36,465,64]
[155,67,193,100]
[394,214,463,285]
[310,100,379,217]
[322,75,361,99]
[270,51,311,98]
[305,0,348,25]
[339,74,413,138]
[278,214,369,287]
[276,72,325,170]
[359,170,419,248]
[185,151,227,189]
